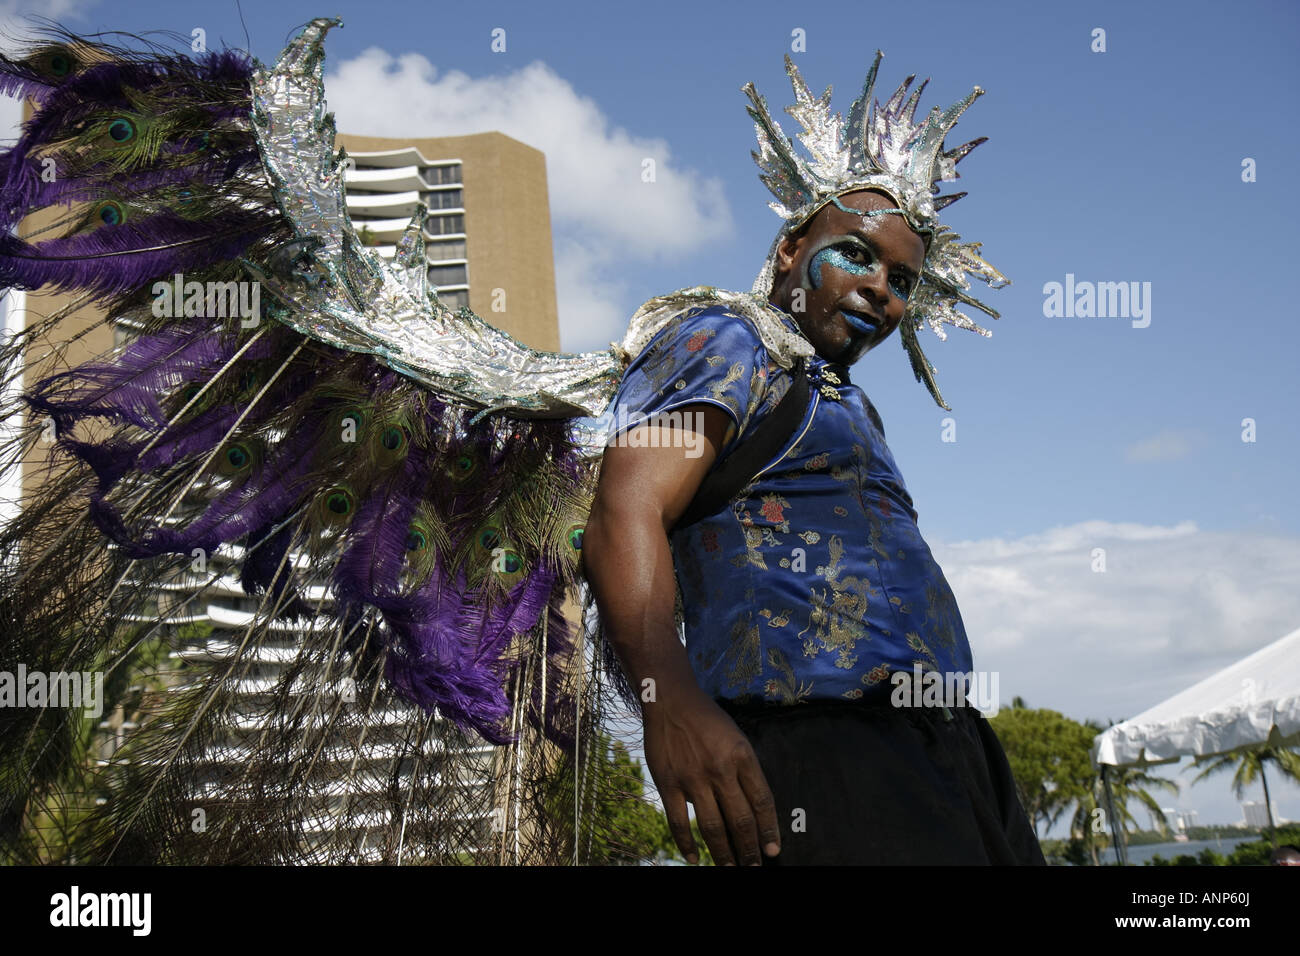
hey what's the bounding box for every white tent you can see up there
[1093,626,1300,768]
[1090,627,1300,864]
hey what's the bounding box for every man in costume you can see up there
[583,56,1045,865]
[0,19,1038,865]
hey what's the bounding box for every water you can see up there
[1108,836,1256,865]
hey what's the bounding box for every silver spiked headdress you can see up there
[746,53,1009,410]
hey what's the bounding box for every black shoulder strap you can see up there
[674,357,809,531]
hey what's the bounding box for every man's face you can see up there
[769,188,927,365]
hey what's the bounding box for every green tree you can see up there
[601,738,676,863]
[1145,825,1300,866]
[544,731,676,865]
[541,732,720,865]
[5,620,182,863]
[1227,824,1300,864]
[1062,718,1115,866]
[992,700,1177,865]
[1064,766,1109,865]
[989,698,1094,841]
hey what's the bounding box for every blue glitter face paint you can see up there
[809,246,867,288]
[805,235,914,303]
[830,193,908,222]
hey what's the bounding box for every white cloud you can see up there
[943,518,1198,560]
[931,520,1300,723]
[0,0,89,36]
[551,235,630,352]
[1126,429,1205,463]
[322,49,734,352]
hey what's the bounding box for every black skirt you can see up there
[715,696,1047,866]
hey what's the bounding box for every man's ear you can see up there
[775,233,801,278]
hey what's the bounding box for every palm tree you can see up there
[1064,719,1113,866]
[1066,774,1109,866]
[1067,717,1178,865]
[1188,744,1300,849]
[1103,764,1179,855]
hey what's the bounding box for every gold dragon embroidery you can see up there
[797,534,876,670]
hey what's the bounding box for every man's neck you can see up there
[766,298,863,370]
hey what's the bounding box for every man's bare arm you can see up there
[581,405,781,865]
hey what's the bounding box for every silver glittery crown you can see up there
[746,53,1009,410]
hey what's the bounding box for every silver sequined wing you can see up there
[243,17,623,420]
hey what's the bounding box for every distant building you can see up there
[1241,800,1279,829]
[1150,806,1198,834]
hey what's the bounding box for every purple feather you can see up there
[1,32,600,747]
[0,50,254,225]
[115,408,324,557]
[333,455,424,604]
[0,210,276,296]
[28,327,263,430]
[0,153,261,232]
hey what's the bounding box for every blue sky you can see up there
[2,0,1297,834]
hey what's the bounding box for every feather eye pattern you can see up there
[0,23,640,865]
[0,30,283,299]
[0,42,86,103]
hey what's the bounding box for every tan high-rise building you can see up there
[336,131,560,352]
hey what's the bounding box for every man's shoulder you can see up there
[617,287,795,369]
[646,303,767,356]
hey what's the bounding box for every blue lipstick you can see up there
[840,310,878,337]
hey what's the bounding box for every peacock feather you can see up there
[0,20,646,865]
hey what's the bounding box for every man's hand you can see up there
[643,681,781,866]
[582,403,782,865]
